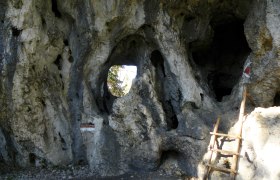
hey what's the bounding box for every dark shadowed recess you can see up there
[150,50,178,130]
[11,27,21,37]
[53,54,62,70]
[274,92,280,106]
[51,0,61,18]
[192,18,251,102]
[159,150,180,167]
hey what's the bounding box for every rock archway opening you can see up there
[192,18,251,102]
[107,65,137,97]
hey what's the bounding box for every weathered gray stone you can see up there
[0,0,280,179]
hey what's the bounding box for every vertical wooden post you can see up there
[206,116,220,179]
[231,86,247,179]
[238,86,247,125]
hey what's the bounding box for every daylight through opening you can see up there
[192,19,251,102]
[107,65,137,97]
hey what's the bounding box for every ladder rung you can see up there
[210,132,242,139]
[210,148,240,155]
[206,163,237,174]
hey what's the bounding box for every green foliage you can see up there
[107,65,125,97]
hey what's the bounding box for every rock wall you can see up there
[239,107,280,180]
[0,0,280,178]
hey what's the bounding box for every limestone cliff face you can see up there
[0,0,280,178]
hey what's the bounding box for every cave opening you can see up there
[98,36,144,114]
[192,18,251,102]
[274,92,280,106]
[51,0,61,18]
[159,150,180,167]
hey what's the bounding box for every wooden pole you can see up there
[210,132,242,139]
[230,86,247,179]
[205,116,220,179]
[238,86,247,124]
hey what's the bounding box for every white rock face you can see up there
[206,107,280,180]
[238,107,280,180]
[0,0,280,178]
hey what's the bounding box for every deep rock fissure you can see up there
[150,50,178,130]
[51,0,61,18]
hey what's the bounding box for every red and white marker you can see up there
[243,62,251,78]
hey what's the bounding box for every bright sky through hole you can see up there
[118,65,137,94]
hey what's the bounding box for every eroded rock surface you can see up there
[239,107,280,180]
[0,0,280,179]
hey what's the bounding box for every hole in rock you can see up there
[159,150,180,166]
[54,55,62,70]
[51,0,61,18]
[29,153,36,165]
[11,27,21,37]
[41,99,46,107]
[170,115,179,129]
[165,100,179,130]
[41,17,46,26]
[274,92,280,106]
[158,99,179,130]
[150,50,166,77]
[163,100,179,130]
[107,65,137,97]
[192,19,251,102]
[63,39,69,46]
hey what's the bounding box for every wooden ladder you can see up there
[205,86,247,180]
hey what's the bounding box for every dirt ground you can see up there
[0,164,197,180]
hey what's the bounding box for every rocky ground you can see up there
[0,164,195,180]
